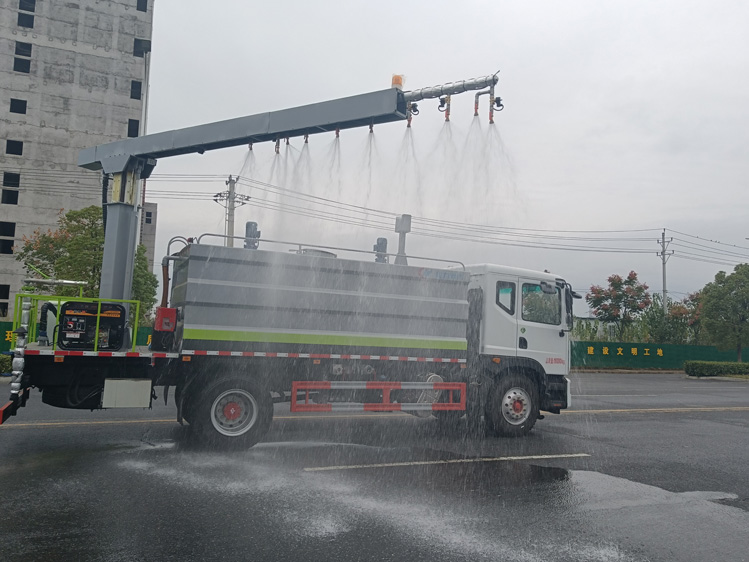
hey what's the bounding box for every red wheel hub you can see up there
[223,401,242,421]
[512,399,524,414]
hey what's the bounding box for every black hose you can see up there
[39,302,57,339]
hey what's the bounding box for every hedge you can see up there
[683,360,749,377]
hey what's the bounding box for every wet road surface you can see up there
[1,372,748,561]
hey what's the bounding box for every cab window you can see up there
[496,281,515,315]
[521,283,561,325]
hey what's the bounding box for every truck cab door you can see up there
[480,274,518,358]
[516,279,567,374]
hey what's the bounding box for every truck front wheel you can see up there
[192,377,273,449]
[486,374,539,437]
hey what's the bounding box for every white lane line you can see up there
[303,453,591,472]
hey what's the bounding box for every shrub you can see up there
[0,353,11,375]
[684,360,749,377]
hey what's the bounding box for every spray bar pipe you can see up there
[402,74,498,102]
[474,88,491,116]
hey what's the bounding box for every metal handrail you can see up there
[12,294,141,352]
[193,232,466,270]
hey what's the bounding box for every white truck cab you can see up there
[466,264,574,375]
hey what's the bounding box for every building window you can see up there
[0,282,8,317]
[0,240,14,255]
[137,0,148,12]
[0,222,15,238]
[17,12,34,28]
[13,58,31,74]
[133,38,151,57]
[130,80,142,100]
[9,99,27,114]
[1,191,19,205]
[15,42,32,57]
[127,119,140,138]
[145,211,152,224]
[3,172,21,188]
[5,140,24,156]
[19,0,36,11]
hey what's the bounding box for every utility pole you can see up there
[657,229,674,315]
[213,175,250,247]
[226,175,236,247]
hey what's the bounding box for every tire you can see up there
[486,373,539,437]
[191,377,273,449]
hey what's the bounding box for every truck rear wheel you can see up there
[486,373,539,437]
[192,377,273,449]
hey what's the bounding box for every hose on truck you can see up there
[66,373,103,408]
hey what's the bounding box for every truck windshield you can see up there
[521,283,561,325]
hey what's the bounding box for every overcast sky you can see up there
[143,0,749,312]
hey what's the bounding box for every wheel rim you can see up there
[500,387,532,425]
[210,389,258,436]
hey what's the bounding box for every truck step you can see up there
[290,381,466,413]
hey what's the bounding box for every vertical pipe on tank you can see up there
[489,86,496,125]
[406,102,413,128]
[274,139,280,154]
[444,95,451,122]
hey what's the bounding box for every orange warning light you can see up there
[391,74,405,90]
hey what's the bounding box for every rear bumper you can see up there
[0,387,30,425]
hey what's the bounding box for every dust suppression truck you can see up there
[2,72,578,446]
[3,229,577,448]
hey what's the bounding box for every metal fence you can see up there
[571,341,746,370]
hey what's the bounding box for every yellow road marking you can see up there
[574,394,659,397]
[0,413,408,429]
[303,453,591,472]
[563,406,749,414]
[1,419,176,428]
[2,406,748,429]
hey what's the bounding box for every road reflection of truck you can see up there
[2,229,579,449]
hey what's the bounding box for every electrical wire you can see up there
[12,170,747,263]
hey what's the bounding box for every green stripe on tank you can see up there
[182,328,467,350]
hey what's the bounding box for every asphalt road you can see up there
[1,372,748,562]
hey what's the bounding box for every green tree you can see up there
[640,294,692,345]
[700,264,749,361]
[15,206,157,325]
[132,244,158,325]
[586,271,651,340]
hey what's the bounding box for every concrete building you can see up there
[141,200,157,270]
[0,0,155,318]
